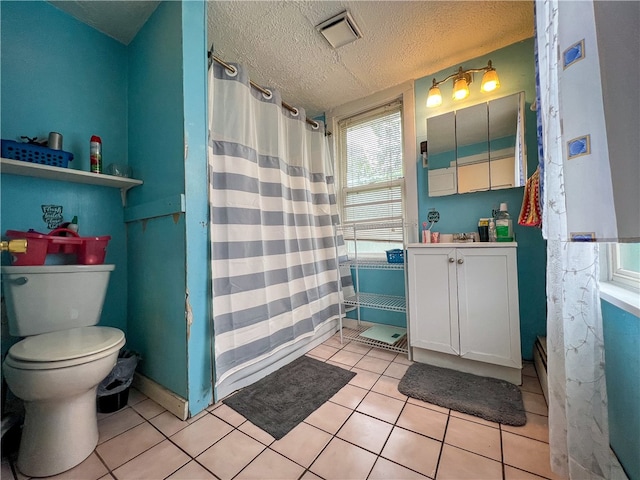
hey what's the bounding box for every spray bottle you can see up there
[90,135,102,174]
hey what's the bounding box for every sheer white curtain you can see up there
[536,2,627,478]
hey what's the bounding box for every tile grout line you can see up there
[102,414,166,476]
[12,340,551,480]
[432,412,451,480]
[500,423,507,480]
[107,407,227,478]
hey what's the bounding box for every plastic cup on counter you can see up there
[440,233,453,243]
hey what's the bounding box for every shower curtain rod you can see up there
[208,50,320,129]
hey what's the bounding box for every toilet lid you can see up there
[8,326,125,363]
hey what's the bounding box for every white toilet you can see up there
[2,264,125,477]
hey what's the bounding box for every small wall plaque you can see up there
[571,232,596,242]
[41,205,63,229]
[567,134,591,160]
[563,39,585,69]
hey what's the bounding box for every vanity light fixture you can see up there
[426,60,500,107]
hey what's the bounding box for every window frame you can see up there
[599,243,640,318]
[325,81,418,246]
[610,243,640,291]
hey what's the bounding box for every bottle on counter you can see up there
[90,135,102,173]
[488,219,497,242]
[68,216,79,235]
[495,202,513,242]
[477,218,490,242]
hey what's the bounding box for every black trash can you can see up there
[97,350,140,413]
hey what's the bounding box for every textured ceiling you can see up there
[208,1,534,117]
[48,1,160,45]
[48,1,534,118]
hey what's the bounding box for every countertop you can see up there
[407,242,518,248]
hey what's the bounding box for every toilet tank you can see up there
[1,264,115,336]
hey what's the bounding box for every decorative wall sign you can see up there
[427,209,440,223]
[563,39,585,69]
[567,134,591,160]
[571,232,596,242]
[41,205,63,229]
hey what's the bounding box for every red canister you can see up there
[90,135,102,173]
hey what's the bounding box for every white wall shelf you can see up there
[335,221,413,356]
[1,158,142,206]
[339,259,405,270]
[343,293,406,312]
[341,323,409,354]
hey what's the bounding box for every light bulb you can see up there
[426,85,442,107]
[452,77,469,100]
[481,69,500,93]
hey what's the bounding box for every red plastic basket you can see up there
[5,229,110,265]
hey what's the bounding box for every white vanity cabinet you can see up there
[407,243,522,384]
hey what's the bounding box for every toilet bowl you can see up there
[4,327,125,477]
[1,265,126,477]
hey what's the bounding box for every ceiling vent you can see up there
[316,11,362,49]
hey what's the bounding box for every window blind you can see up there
[338,102,404,242]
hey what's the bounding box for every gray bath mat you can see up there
[223,355,356,439]
[398,363,526,426]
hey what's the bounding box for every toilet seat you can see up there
[5,326,125,370]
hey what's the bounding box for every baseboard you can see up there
[132,373,189,421]
[411,347,522,385]
[533,336,549,405]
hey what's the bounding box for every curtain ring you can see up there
[262,89,273,100]
[290,108,299,117]
[225,65,238,77]
[311,121,320,130]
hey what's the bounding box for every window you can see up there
[337,101,404,256]
[610,243,640,290]
[600,242,640,317]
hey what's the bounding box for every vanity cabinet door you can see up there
[407,248,459,355]
[407,246,522,371]
[456,247,521,368]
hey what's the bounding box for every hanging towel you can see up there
[518,167,542,227]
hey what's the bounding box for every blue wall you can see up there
[347,268,406,327]
[0,2,128,171]
[1,1,212,414]
[602,301,640,480]
[415,39,546,360]
[126,1,188,399]
[0,2,129,340]
[181,1,213,413]
[126,1,212,411]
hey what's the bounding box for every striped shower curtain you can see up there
[208,62,343,399]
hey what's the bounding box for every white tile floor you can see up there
[2,332,565,480]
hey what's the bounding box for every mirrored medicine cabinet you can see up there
[426,92,526,197]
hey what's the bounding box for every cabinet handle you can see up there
[457,258,464,264]
[448,257,455,263]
